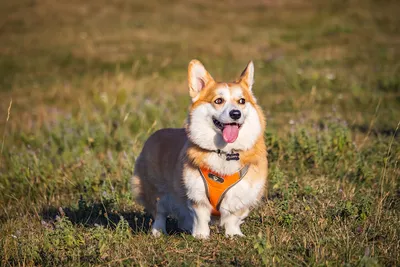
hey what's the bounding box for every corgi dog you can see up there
[131,60,267,238]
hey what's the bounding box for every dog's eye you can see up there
[214,98,224,105]
[238,98,246,104]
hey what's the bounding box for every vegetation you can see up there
[0,0,399,265]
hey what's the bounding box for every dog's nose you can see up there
[229,109,241,120]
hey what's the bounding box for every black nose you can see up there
[229,109,241,120]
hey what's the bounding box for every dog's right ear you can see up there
[188,59,214,102]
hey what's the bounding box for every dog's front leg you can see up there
[191,203,211,239]
[220,208,249,237]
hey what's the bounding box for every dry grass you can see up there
[0,0,399,266]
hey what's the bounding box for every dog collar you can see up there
[198,165,249,216]
[214,149,240,161]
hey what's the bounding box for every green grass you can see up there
[1,0,399,265]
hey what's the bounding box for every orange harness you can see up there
[198,165,249,216]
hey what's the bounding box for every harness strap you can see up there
[198,165,249,216]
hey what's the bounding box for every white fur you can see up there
[219,178,265,213]
[204,153,242,175]
[220,209,249,237]
[219,178,264,237]
[231,86,245,99]
[183,167,210,205]
[183,168,212,238]
[192,204,211,238]
[218,101,244,125]
[188,92,262,154]
[215,85,231,97]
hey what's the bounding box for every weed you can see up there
[253,232,273,266]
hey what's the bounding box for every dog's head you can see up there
[186,60,265,152]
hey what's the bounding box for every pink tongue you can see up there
[222,124,239,143]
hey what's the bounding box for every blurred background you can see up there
[0,0,399,265]
[1,0,399,134]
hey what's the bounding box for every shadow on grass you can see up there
[40,201,184,235]
[351,124,400,137]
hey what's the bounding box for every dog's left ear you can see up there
[239,61,254,91]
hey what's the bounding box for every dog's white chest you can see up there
[184,168,209,204]
[218,177,264,213]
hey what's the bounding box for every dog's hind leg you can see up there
[177,200,195,233]
[151,195,168,237]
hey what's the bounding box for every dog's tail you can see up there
[131,172,143,204]
[131,154,159,217]
[131,171,159,217]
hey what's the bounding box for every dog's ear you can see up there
[188,60,214,102]
[239,61,254,91]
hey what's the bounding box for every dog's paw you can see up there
[225,227,245,238]
[225,232,245,238]
[151,228,165,237]
[192,224,210,239]
[192,232,210,239]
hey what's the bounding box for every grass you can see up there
[0,0,399,265]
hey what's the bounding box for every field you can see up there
[0,0,399,265]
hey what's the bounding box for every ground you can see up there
[0,0,399,266]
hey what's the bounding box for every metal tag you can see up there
[226,152,240,161]
[208,173,224,183]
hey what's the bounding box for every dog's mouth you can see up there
[212,117,242,143]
